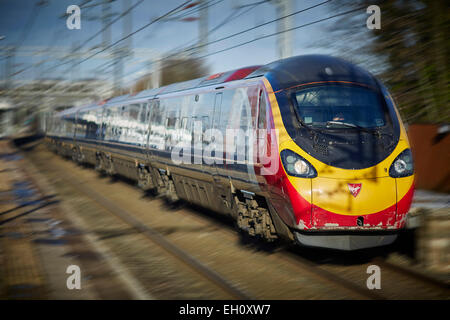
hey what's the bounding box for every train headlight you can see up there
[281,149,317,178]
[389,149,414,178]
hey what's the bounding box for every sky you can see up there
[0,0,369,87]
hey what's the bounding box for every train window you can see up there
[150,100,162,125]
[258,90,267,129]
[240,106,249,130]
[102,108,110,141]
[62,116,72,138]
[129,104,140,121]
[189,92,215,149]
[194,93,215,120]
[248,85,259,129]
[75,111,86,139]
[293,85,387,129]
[178,116,191,148]
[202,116,210,132]
[139,103,147,124]
[124,104,139,144]
[228,88,252,131]
[212,93,222,130]
[218,90,233,133]
[225,88,253,162]
[85,110,92,139]
[132,103,148,145]
[91,108,101,139]
[96,108,104,138]
[121,105,129,119]
[149,99,165,150]
[201,116,210,146]
[114,106,121,141]
[109,106,121,141]
[166,114,178,129]
[180,117,188,130]
[165,97,183,150]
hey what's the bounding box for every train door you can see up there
[143,98,166,190]
[255,86,270,190]
[190,92,215,181]
[210,92,231,212]
[145,98,161,163]
[96,107,105,150]
[211,91,223,180]
[140,100,151,162]
[226,85,260,190]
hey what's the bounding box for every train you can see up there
[0,99,16,138]
[44,54,415,250]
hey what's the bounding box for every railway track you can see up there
[53,163,385,300]
[373,258,450,291]
[20,142,450,300]
[180,202,450,299]
[164,201,449,300]
[19,150,251,300]
[53,170,253,300]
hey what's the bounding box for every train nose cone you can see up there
[310,177,396,228]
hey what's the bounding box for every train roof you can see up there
[77,102,103,112]
[105,94,130,106]
[113,65,261,103]
[245,54,379,92]
[57,55,379,113]
[58,104,91,117]
[196,66,262,88]
[131,87,161,100]
[123,56,377,101]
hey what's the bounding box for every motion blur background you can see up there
[0,0,448,298]
[0,0,448,191]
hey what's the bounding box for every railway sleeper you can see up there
[234,195,278,242]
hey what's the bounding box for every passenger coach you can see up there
[45,55,415,250]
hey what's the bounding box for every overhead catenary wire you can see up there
[10,0,321,81]
[191,5,366,62]
[158,0,264,65]
[153,0,332,65]
[122,0,331,84]
[40,0,146,75]
[169,0,225,21]
[8,0,144,78]
[119,0,230,87]
[63,0,192,74]
[4,0,46,79]
[124,5,366,87]
[14,0,45,49]
[69,0,145,56]
[208,0,270,37]
[45,0,234,79]
[121,0,269,85]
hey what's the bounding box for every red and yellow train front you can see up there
[262,77,414,250]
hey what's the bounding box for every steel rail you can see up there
[52,162,253,300]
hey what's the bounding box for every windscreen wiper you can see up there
[326,121,376,132]
[326,121,360,128]
[326,121,390,139]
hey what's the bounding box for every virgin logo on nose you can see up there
[348,183,362,197]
